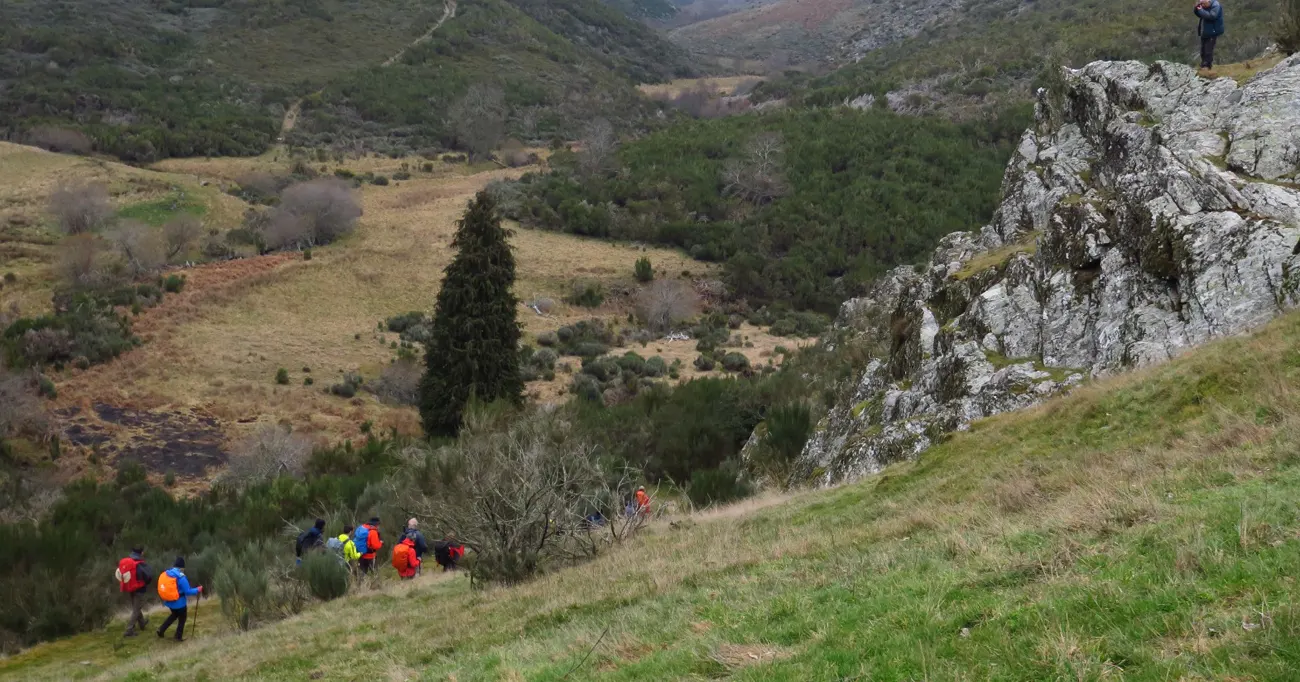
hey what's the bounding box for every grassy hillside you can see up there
[10,303,1300,679]
[750,0,1276,116]
[0,0,695,161]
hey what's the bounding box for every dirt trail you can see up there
[278,0,458,140]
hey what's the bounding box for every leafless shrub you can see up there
[577,118,618,177]
[107,221,166,278]
[499,139,536,168]
[722,132,789,205]
[234,172,288,204]
[26,126,92,155]
[220,425,312,488]
[0,370,49,441]
[394,409,643,585]
[264,179,361,250]
[448,84,507,160]
[636,280,700,333]
[368,358,422,406]
[57,234,119,290]
[163,215,203,261]
[48,182,112,235]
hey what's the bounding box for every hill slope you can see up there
[7,306,1300,679]
[0,0,695,161]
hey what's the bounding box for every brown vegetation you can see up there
[48,182,112,235]
[636,280,699,333]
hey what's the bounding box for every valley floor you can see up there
[6,309,1300,680]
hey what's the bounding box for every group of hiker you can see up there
[295,516,465,578]
[114,516,467,640]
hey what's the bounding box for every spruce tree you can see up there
[419,192,523,437]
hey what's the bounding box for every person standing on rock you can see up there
[1195,0,1225,71]
[116,546,153,637]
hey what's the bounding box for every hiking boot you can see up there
[124,631,138,638]
[156,630,164,638]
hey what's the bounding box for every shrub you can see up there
[721,353,750,373]
[637,280,699,333]
[25,126,92,154]
[299,552,349,601]
[275,368,290,385]
[532,348,558,370]
[162,216,203,262]
[644,356,668,377]
[753,402,813,480]
[219,425,311,489]
[616,352,647,376]
[371,175,390,186]
[48,183,111,235]
[2,295,136,368]
[369,358,422,405]
[303,248,313,261]
[161,274,186,293]
[421,163,435,172]
[3,273,15,284]
[572,341,609,359]
[634,257,654,283]
[571,374,603,401]
[694,355,715,371]
[536,331,558,347]
[330,373,362,398]
[686,461,754,507]
[564,281,605,308]
[581,357,621,382]
[263,179,361,250]
[1278,0,1300,54]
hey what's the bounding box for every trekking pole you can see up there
[191,593,199,639]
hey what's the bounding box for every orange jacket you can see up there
[635,490,651,512]
[361,523,382,559]
[392,538,420,577]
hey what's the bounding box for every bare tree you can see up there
[264,179,362,250]
[48,182,112,235]
[722,132,789,205]
[163,215,203,261]
[393,409,641,585]
[0,369,48,442]
[57,234,118,290]
[107,221,166,278]
[636,280,700,334]
[447,85,507,160]
[368,358,422,406]
[219,425,313,489]
[577,118,617,177]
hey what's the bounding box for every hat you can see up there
[637,486,645,491]
[131,546,144,555]
[173,556,186,568]
[314,518,326,529]
[407,518,418,529]
[369,516,381,525]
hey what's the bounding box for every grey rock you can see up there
[796,56,1300,485]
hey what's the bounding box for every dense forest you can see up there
[497,107,1025,312]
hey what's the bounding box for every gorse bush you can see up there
[634,256,654,283]
[686,460,754,507]
[564,281,605,308]
[299,551,349,601]
[1279,0,1300,54]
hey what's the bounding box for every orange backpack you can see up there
[157,571,180,602]
[392,543,410,571]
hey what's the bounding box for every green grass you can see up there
[115,192,207,227]
[10,311,1300,680]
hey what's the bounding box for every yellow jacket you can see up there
[338,534,361,562]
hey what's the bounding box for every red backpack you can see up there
[116,557,146,593]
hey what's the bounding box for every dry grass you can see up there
[1198,52,1288,84]
[952,232,1040,280]
[45,158,706,459]
[637,75,763,99]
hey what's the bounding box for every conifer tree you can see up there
[419,192,523,437]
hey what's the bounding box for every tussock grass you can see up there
[10,308,1300,679]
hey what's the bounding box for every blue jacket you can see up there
[1195,0,1224,37]
[162,568,200,610]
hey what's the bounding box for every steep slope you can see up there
[0,0,694,161]
[799,56,1300,484]
[9,303,1300,680]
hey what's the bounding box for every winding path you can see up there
[277,0,459,141]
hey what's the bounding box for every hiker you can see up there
[392,534,420,579]
[432,536,465,572]
[403,518,429,575]
[329,523,362,567]
[116,546,153,637]
[156,557,202,642]
[356,517,383,574]
[635,486,652,516]
[1195,0,1225,71]
[295,518,326,565]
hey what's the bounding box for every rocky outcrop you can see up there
[798,56,1300,485]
